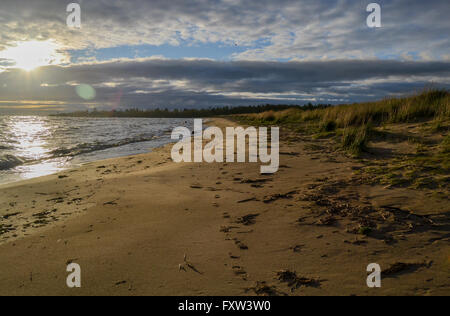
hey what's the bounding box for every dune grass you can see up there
[241,89,449,127]
[341,123,373,156]
[238,89,450,156]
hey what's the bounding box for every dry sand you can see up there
[0,118,448,296]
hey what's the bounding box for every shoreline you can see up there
[0,139,179,245]
[0,117,230,246]
[0,116,193,187]
[0,117,214,187]
[0,117,448,296]
[0,140,174,188]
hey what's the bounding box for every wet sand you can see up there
[0,118,449,296]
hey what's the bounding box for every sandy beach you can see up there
[0,117,448,296]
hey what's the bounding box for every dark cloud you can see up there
[0,58,15,67]
[0,58,449,111]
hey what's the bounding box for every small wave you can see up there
[49,135,161,158]
[0,155,24,170]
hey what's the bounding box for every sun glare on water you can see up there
[0,40,66,71]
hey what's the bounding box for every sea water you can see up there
[0,116,193,185]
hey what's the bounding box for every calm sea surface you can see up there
[0,116,193,185]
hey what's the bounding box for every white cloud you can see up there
[0,0,448,62]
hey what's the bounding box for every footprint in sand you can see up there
[235,240,248,250]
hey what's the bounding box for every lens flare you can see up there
[76,84,96,100]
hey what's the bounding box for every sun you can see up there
[0,40,67,71]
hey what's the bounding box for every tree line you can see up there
[52,103,332,118]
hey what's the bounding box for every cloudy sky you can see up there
[0,0,449,114]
